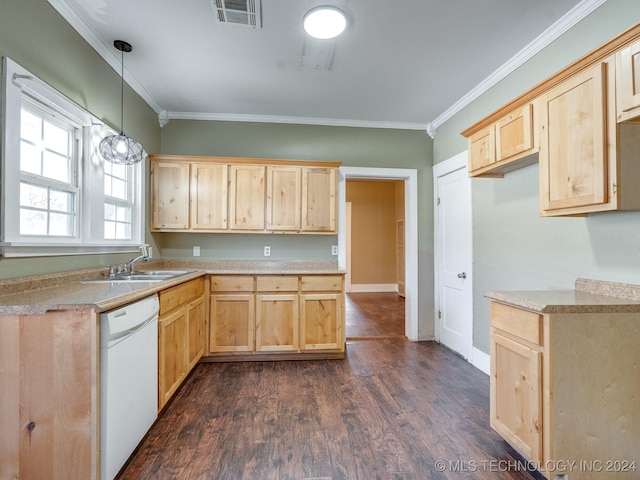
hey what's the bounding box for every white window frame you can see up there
[1,57,145,257]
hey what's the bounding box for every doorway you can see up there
[338,167,419,341]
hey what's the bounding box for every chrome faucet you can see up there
[125,245,149,273]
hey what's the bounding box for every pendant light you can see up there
[99,40,146,165]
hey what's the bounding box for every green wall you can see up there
[0,0,161,280]
[433,0,640,354]
[159,120,435,338]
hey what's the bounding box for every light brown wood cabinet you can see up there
[151,159,228,231]
[463,23,640,216]
[209,275,255,353]
[490,302,542,463]
[150,155,340,233]
[466,103,538,177]
[208,273,345,358]
[300,275,344,351]
[302,166,337,232]
[539,58,640,216]
[490,300,640,479]
[229,164,266,230]
[191,163,228,230]
[151,161,190,229]
[616,37,640,122]
[158,277,205,410]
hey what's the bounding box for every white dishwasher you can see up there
[100,294,159,480]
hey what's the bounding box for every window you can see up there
[1,57,144,257]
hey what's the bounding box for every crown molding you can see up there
[428,0,607,133]
[165,111,430,131]
[46,0,163,114]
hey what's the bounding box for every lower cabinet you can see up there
[490,300,640,479]
[208,274,344,358]
[158,277,205,410]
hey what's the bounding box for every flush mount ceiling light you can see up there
[99,40,146,165]
[303,6,347,40]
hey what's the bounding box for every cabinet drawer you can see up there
[256,275,299,292]
[159,278,204,315]
[210,275,254,292]
[301,275,343,292]
[490,302,542,346]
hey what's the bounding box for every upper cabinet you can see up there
[616,37,640,122]
[229,164,266,230]
[463,22,640,216]
[150,155,340,233]
[539,62,609,215]
[466,103,538,177]
[302,167,337,232]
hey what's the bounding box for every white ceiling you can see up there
[48,0,600,133]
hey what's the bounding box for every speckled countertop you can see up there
[0,259,344,315]
[486,278,640,313]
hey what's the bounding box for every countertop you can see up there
[0,259,344,315]
[486,278,640,313]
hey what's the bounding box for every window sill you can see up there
[0,243,142,258]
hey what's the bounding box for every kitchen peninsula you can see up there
[0,259,345,479]
[487,278,640,479]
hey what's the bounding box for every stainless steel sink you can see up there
[82,270,195,284]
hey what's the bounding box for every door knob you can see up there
[457,272,467,279]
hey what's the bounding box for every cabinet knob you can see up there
[457,272,467,279]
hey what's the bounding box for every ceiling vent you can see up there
[211,0,262,28]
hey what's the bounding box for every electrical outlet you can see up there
[331,245,338,255]
[193,246,200,257]
[148,246,153,258]
[264,246,271,257]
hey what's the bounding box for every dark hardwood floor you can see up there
[346,292,405,339]
[118,293,541,480]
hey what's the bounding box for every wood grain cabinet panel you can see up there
[300,293,343,351]
[302,167,337,232]
[490,331,542,463]
[229,165,265,230]
[255,294,299,352]
[616,38,640,121]
[151,161,190,229]
[490,300,640,479]
[266,166,301,231]
[209,294,255,352]
[469,125,495,172]
[495,103,534,162]
[190,163,228,230]
[158,277,205,410]
[539,63,608,214]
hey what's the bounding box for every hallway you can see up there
[345,292,405,339]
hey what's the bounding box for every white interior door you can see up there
[434,153,473,360]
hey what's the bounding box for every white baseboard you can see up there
[472,347,490,376]
[349,283,398,293]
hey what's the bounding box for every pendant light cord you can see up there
[120,47,124,135]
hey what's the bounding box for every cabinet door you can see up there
[151,162,190,230]
[229,165,265,230]
[187,295,206,370]
[495,103,534,162]
[191,163,228,230]
[617,39,640,121]
[539,63,608,213]
[468,125,495,172]
[300,293,343,351]
[490,331,542,463]
[255,294,299,352]
[158,308,188,409]
[209,294,255,352]
[301,167,336,232]
[266,166,301,231]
